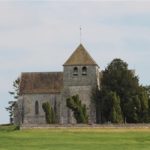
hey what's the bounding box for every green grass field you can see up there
[0,125,150,150]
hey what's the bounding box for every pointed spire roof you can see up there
[64,44,98,66]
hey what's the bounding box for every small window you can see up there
[35,101,39,115]
[73,67,78,76]
[82,67,87,75]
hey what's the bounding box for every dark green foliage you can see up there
[144,86,150,120]
[110,92,123,123]
[92,87,101,123]
[138,88,149,122]
[66,95,88,123]
[8,78,20,100]
[95,58,150,123]
[0,124,19,131]
[123,96,140,123]
[5,101,17,124]
[97,90,123,123]
[42,102,55,124]
[6,78,20,124]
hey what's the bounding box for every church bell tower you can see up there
[62,44,100,124]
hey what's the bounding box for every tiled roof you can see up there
[19,72,63,94]
[64,44,98,66]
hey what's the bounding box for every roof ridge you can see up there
[21,72,63,74]
[63,44,98,66]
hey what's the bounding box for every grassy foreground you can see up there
[0,125,150,150]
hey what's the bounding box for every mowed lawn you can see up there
[1,125,150,150]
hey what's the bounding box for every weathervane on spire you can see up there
[80,26,82,43]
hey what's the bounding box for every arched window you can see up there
[35,101,39,115]
[73,67,78,76]
[82,66,87,75]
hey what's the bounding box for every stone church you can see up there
[15,44,101,125]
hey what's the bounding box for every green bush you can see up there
[0,124,19,131]
[42,102,55,124]
[66,95,88,123]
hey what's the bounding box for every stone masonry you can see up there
[14,44,100,125]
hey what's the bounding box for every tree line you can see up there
[94,58,150,123]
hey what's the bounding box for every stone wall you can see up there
[20,93,61,124]
[14,96,24,125]
[62,65,100,124]
[69,86,96,123]
[20,123,150,129]
[63,65,99,87]
[15,65,100,126]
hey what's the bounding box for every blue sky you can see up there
[0,1,150,124]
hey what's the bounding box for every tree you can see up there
[5,101,17,124]
[92,87,101,123]
[138,87,149,122]
[96,58,150,123]
[110,92,123,123]
[9,78,20,99]
[143,85,150,121]
[6,78,20,124]
[123,96,140,123]
[97,90,123,123]
[42,102,55,124]
[66,95,88,123]
[144,86,150,98]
